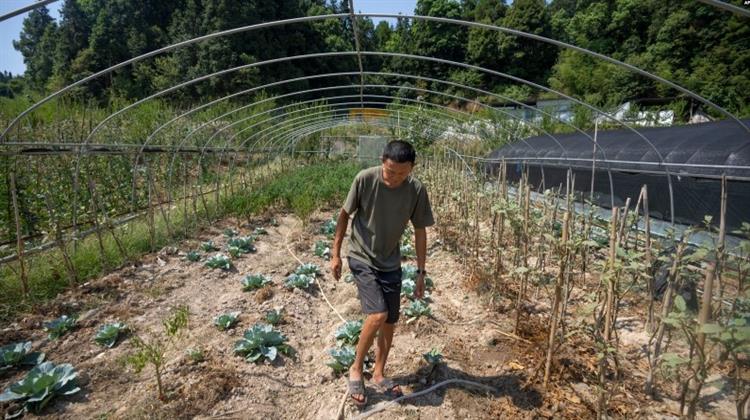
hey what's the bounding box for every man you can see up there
[330,140,435,407]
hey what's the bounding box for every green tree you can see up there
[13,6,57,91]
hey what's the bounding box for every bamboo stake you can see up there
[597,206,619,420]
[9,171,29,296]
[543,205,570,390]
[87,179,110,269]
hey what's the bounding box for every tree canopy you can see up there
[7,0,749,117]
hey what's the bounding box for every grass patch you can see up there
[0,159,360,326]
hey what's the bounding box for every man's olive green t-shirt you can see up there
[343,165,435,272]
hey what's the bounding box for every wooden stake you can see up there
[9,171,29,296]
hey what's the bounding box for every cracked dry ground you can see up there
[1,211,729,419]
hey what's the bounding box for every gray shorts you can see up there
[348,257,402,324]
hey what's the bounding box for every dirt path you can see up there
[0,211,735,419]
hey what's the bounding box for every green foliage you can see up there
[227,236,256,254]
[233,324,292,363]
[94,322,128,348]
[423,348,443,365]
[295,263,321,277]
[214,312,240,331]
[265,309,284,326]
[0,362,80,417]
[326,345,356,375]
[205,253,232,270]
[223,228,238,238]
[200,240,219,252]
[320,218,337,238]
[43,315,77,340]
[400,243,416,259]
[404,300,432,321]
[185,250,201,262]
[0,342,44,370]
[241,274,272,291]
[334,320,363,347]
[253,227,268,236]
[285,273,315,290]
[225,162,359,221]
[163,305,190,338]
[314,240,332,260]
[185,348,205,363]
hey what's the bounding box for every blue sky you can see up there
[0,0,417,76]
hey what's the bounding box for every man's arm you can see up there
[330,208,350,281]
[414,227,427,298]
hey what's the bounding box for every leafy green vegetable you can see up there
[94,322,128,348]
[404,300,432,321]
[400,243,416,258]
[253,227,268,235]
[326,345,356,374]
[185,250,201,262]
[241,274,272,291]
[321,218,337,238]
[227,246,242,258]
[223,228,239,238]
[265,309,284,325]
[0,342,44,370]
[0,361,80,416]
[233,324,293,363]
[334,320,363,347]
[201,240,219,252]
[214,312,240,331]
[423,348,443,365]
[205,253,232,270]
[285,273,314,289]
[186,348,205,363]
[314,240,332,260]
[43,315,77,340]
[227,236,256,254]
[295,263,321,277]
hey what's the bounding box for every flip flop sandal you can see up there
[374,378,403,399]
[348,378,367,407]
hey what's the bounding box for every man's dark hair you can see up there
[382,140,416,164]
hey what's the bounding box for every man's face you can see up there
[381,158,414,187]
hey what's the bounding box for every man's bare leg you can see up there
[373,322,395,382]
[349,312,387,403]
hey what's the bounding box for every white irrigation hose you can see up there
[351,378,498,420]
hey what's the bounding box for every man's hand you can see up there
[415,273,426,299]
[331,255,342,281]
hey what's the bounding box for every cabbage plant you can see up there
[185,250,201,262]
[94,322,128,348]
[44,315,77,340]
[404,300,432,321]
[214,312,240,331]
[205,253,232,270]
[295,263,320,277]
[0,362,80,416]
[285,273,314,289]
[334,320,363,347]
[0,342,44,370]
[253,227,268,235]
[233,324,292,363]
[227,236,256,254]
[326,345,356,374]
[265,309,284,325]
[241,274,272,291]
[321,218,337,238]
[314,240,332,260]
[400,243,416,258]
[223,228,238,238]
[201,240,219,252]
